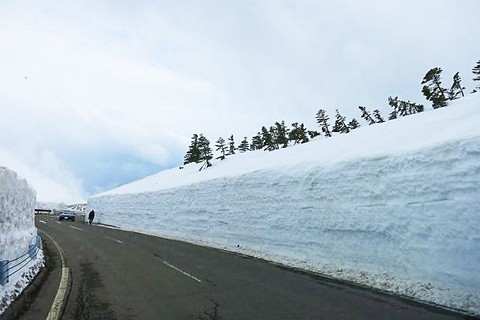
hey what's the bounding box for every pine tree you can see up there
[184,133,201,165]
[315,109,331,137]
[388,96,424,118]
[407,101,424,114]
[298,124,309,143]
[274,121,289,148]
[238,137,249,152]
[421,67,448,109]
[358,106,376,125]
[373,109,385,123]
[348,118,360,130]
[251,133,263,151]
[261,126,276,151]
[308,130,320,139]
[289,122,309,144]
[473,60,480,93]
[388,97,407,120]
[289,122,300,144]
[332,109,350,134]
[198,134,213,170]
[449,72,465,100]
[226,135,236,156]
[388,110,397,120]
[215,137,227,160]
[269,126,280,150]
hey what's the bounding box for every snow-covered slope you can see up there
[0,167,43,315]
[90,95,480,314]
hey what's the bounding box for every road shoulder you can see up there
[1,231,63,320]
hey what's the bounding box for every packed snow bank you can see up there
[90,95,480,314]
[0,167,43,315]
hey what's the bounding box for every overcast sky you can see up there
[1,0,479,203]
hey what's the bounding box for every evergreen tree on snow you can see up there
[251,133,263,151]
[422,67,448,109]
[449,72,465,100]
[308,130,320,139]
[473,60,480,93]
[184,133,201,165]
[274,121,289,148]
[358,106,376,125]
[388,96,424,118]
[215,137,227,160]
[289,122,309,144]
[269,126,280,150]
[388,96,402,117]
[315,109,332,137]
[261,126,277,151]
[238,137,250,152]
[198,134,213,170]
[373,109,385,123]
[332,109,350,134]
[348,118,360,130]
[388,110,397,120]
[405,101,424,114]
[226,135,236,156]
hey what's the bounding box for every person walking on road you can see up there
[88,209,95,225]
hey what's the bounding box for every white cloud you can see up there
[0,145,85,203]
[1,0,479,202]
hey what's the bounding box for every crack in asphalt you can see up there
[196,299,222,320]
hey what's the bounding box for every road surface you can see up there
[18,215,474,319]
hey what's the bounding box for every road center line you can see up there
[104,236,124,244]
[162,261,202,283]
[69,225,83,231]
[39,220,47,224]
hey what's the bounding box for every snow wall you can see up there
[0,166,37,261]
[90,137,480,314]
[0,166,43,315]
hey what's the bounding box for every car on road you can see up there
[59,210,76,222]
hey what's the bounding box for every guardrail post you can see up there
[28,244,37,260]
[0,260,9,285]
[28,235,41,260]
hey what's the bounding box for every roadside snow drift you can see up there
[0,166,43,315]
[90,95,480,314]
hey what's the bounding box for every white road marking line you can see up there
[39,230,70,320]
[39,220,47,224]
[47,267,69,320]
[55,221,61,224]
[162,261,202,283]
[69,225,83,231]
[104,236,124,244]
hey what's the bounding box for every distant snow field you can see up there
[90,95,480,315]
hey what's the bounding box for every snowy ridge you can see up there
[90,95,480,314]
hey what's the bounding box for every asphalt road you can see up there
[19,215,474,320]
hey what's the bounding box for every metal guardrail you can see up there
[0,234,41,286]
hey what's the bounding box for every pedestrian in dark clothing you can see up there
[88,210,95,225]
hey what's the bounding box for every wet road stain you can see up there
[74,261,116,320]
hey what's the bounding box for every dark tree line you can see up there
[184,59,480,170]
